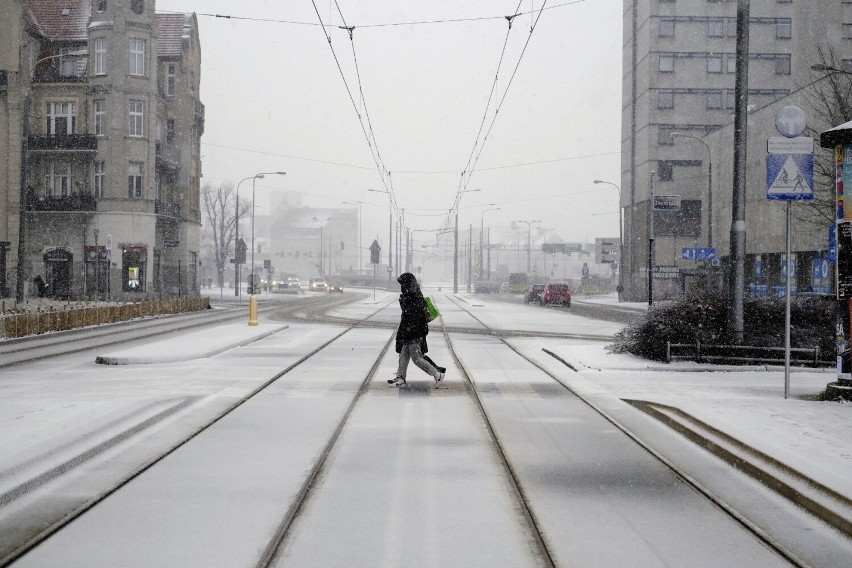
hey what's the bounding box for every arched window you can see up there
[131,0,143,14]
[95,0,106,12]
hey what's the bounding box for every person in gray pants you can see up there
[388,272,445,388]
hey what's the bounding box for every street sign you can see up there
[164,240,179,248]
[775,105,807,138]
[594,238,620,264]
[652,266,680,279]
[105,234,112,260]
[370,240,381,265]
[681,247,716,261]
[766,136,814,201]
[653,195,681,211]
[581,262,589,276]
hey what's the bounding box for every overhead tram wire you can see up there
[157,1,585,30]
[458,0,551,203]
[333,1,391,192]
[309,0,399,217]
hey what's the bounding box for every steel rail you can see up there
[443,294,807,568]
[1,299,393,568]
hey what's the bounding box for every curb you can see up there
[95,325,288,365]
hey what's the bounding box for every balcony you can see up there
[27,191,96,212]
[155,142,181,170]
[155,199,181,218]
[28,134,97,153]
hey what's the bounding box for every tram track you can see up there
[0,297,395,568]
[441,294,807,568]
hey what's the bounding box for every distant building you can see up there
[0,0,203,300]
[621,0,852,300]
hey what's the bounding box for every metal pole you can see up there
[527,226,532,273]
[784,201,791,399]
[468,224,472,292]
[487,228,491,280]
[251,176,258,293]
[388,199,392,286]
[729,0,751,344]
[649,172,656,306]
[17,94,30,302]
[453,211,459,293]
[708,159,713,248]
[480,216,484,281]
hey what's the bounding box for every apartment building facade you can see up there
[0,0,203,301]
[621,0,852,300]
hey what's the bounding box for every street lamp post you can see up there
[516,220,540,274]
[454,189,482,293]
[312,216,330,276]
[342,200,364,274]
[247,171,285,325]
[594,180,624,298]
[671,134,713,248]
[17,49,88,302]
[480,206,500,281]
[234,175,258,299]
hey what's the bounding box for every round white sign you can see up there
[775,105,807,138]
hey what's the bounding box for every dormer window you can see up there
[131,0,143,14]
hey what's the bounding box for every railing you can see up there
[155,142,181,169]
[27,192,96,212]
[28,134,97,152]
[1,297,210,339]
[155,199,181,218]
[666,341,826,367]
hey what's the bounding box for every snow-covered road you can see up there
[1,291,849,567]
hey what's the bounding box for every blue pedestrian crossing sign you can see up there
[766,136,813,201]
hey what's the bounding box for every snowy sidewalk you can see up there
[94,322,288,365]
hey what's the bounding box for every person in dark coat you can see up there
[389,272,445,387]
[33,275,47,298]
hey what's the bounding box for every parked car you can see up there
[327,280,344,293]
[540,282,572,306]
[524,284,546,304]
[309,277,327,291]
[499,282,509,294]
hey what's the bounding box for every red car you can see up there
[540,282,572,307]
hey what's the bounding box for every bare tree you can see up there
[797,45,852,232]
[201,182,249,288]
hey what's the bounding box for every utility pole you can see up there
[648,172,656,306]
[729,0,751,343]
[453,211,459,293]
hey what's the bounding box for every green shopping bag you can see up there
[424,296,439,322]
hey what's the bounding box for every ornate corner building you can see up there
[0,0,203,301]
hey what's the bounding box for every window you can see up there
[726,55,737,74]
[94,99,105,135]
[659,54,674,73]
[707,55,723,73]
[708,19,723,37]
[727,19,737,37]
[776,20,791,39]
[844,24,852,39]
[128,162,143,198]
[58,48,79,77]
[658,128,674,145]
[46,162,72,197]
[775,55,791,75]
[165,63,176,96]
[707,91,722,109]
[659,18,674,37]
[95,0,107,12]
[658,91,674,109]
[47,102,75,136]
[658,161,674,182]
[725,90,737,109]
[128,100,144,137]
[166,118,175,144]
[655,199,702,236]
[94,38,106,75]
[131,0,143,14]
[129,38,145,75]
[94,161,105,197]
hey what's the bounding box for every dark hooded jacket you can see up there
[396,272,428,342]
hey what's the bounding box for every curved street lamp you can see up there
[515,219,541,273]
[247,171,286,326]
[594,179,624,297]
